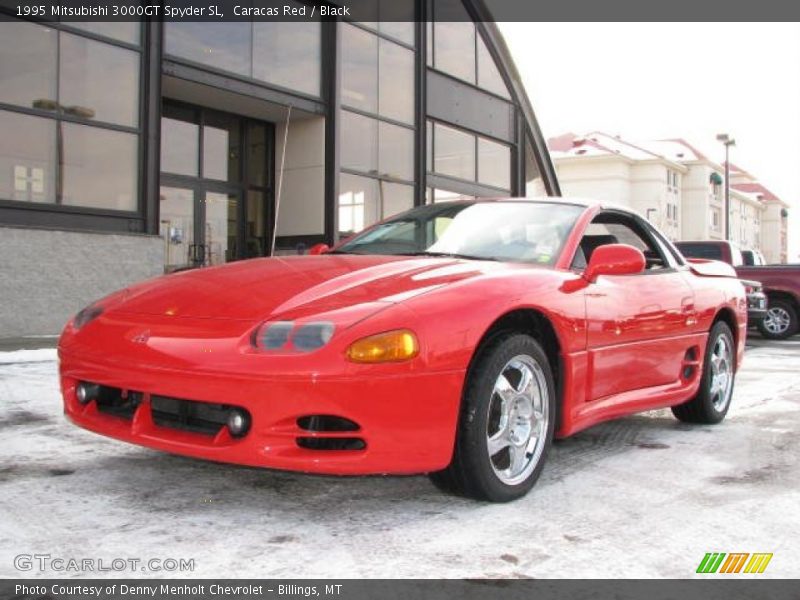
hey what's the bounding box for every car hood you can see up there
[112,254,506,322]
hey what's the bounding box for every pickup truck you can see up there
[676,240,799,340]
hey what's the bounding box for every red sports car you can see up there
[59,199,746,501]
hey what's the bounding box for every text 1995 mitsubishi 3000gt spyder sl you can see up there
[59,198,746,501]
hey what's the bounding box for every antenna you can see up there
[271,104,293,256]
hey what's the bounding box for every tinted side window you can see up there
[677,244,722,261]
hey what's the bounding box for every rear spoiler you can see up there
[686,258,738,278]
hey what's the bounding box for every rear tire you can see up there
[757,299,798,340]
[672,321,735,424]
[430,332,556,502]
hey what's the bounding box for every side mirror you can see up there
[583,244,645,283]
[308,243,330,256]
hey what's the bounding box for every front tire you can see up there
[757,299,798,340]
[672,321,735,424]
[430,333,556,502]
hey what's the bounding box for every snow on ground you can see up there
[0,336,798,579]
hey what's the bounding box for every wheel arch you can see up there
[711,306,739,369]
[467,308,564,428]
[766,290,799,315]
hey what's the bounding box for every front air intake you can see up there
[297,415,360,432]
[297,437,366,451]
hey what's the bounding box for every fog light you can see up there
[76,382,100,405]
[227,409,250,437]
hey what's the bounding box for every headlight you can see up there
[252,321,336,352]
[254,321,293,349]
[293,322,335,351]
[346,329,419,363]
[73,303,104,330]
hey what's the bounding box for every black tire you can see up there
[429,332,556,502]
[672,321,736,424]
[757,298,798,340]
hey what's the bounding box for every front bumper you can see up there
[60,348,464,475]
[747,292,768,325]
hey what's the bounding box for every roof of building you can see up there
[731,182,786,205]
[548,131,788,207]
[639,138,709,163]
[548,131,682,166]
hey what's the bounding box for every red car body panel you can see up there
[59,201,747,475]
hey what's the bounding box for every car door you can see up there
[578,211,697,400]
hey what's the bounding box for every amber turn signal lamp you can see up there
[346,330,419,363]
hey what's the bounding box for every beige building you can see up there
[548,132,790,262]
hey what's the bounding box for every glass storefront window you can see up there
[434,123,475,181]
[247,123,268,187]
[339,173,378,235]
[160,186,195,271]
[165,22,251,77]
[380,21,415,46]
[60,32,140,127]
[378,121,414,181]
[161,115,199,177]
[477,36,510,99]
[0,22,142,214]
[341,111,378,174]
[430,121,511,192]
[203,113,241,182]
[430,1,512,99]
[379,39,414,124]
[253,21,321,97]
[341,111,413,182]
[341,23,378,113]
[165,17,323,98]
[246,190,267,258]
[433,22,476,85]
[205,191,238,265]
[69,22,141,45]
[427,188,476,203]
[61,123,138,211]
[0,110,56,204]
[381,181,414,217]
[0,20,57,111]
[478,138,511,190]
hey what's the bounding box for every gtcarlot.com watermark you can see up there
[14,553,195,573]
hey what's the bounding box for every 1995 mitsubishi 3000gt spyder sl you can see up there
[59,199,746,501]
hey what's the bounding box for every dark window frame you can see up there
[427,117,512,195]
[426,2,513,103]
[337,14,418,235]
[0,16,145,225]
[162,15,325,102]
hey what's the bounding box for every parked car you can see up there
[741,248,766,266]
[739,278,768,326]
[676,240,799,340]
[60,199,746,502]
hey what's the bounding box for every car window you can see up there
[677,243,723,261]
[572,212,668,271]
[335,201,585,265]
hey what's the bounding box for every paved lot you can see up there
[1,334,798,579]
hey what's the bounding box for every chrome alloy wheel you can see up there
[709,335,734,411]
[763,306,792,335]
[486,355,549,486]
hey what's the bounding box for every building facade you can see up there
[0,1,558,336]
[548,132,790,262]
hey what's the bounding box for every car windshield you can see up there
[333,201,584,265]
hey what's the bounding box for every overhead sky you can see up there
[501,22,800,260]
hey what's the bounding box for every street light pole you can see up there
[716,133,736,241]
